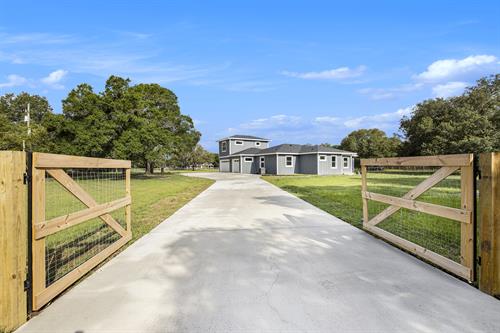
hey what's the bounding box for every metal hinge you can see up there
[24,279,30,291]
[23,172,31,185]
[477,256,482,266]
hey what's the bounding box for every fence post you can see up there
[0,151,27,331]
[479,152,500,296]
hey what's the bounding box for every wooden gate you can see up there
[30,153,132,310]
[361,154,474,281]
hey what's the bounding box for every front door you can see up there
[232,158,240,173]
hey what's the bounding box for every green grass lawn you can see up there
[44,172,214,285]
[263,171,463,262]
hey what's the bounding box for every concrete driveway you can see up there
[17,173,500,332]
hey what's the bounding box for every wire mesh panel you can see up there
[361,154,474,281]
[31,153,132,310]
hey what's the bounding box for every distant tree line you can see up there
[339,74,499,158]
[0,75,217,172]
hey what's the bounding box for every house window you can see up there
[285,156,293,167]
[255,142,261,147]
[221,141,227,152]
[343,157,349,168]
[260,157,265,168]
[319,155,326,161]
[244,157,253,162]
[235,140,243,145]
[331,156,337,168]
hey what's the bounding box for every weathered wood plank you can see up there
[0,151,27,331]
[361,154,473,167]
[35,197,130,239]
[479,152,500,296]
[365,224,472,281]
[361,166,368,225]
[34,234,131,310]
[125,169,132,237]
[32,155,46,311]
[362,191,470,223]
[34,152,131,169]
[460,166,474,272]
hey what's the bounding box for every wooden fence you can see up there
[1,151,132,331]
[361,154,475,281]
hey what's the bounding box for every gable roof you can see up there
[217,134,270,142]
[225,144,356,156]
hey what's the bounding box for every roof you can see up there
[217,134,270,142]
[222,144,356,157]
[261,144,355,154]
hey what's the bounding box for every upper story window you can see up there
[235,140,243,145]
[319,155,326,161]
[244,157,253,162]
[255,142,261,147]
[285,156,293,167]
[343,156,349,168]
[221,141,227,152]
[332,156,337,168]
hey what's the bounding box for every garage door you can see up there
[220,160,230,172]
[232,159,240,173]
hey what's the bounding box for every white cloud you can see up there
[41,69,68,89]
[432,81,468,98]
[313,116,339,124]
[358,83,423,100]
[416,55,498,82]
[0,74,27,88]
[341,107,413,129]
[239,114,302,130]
[282,65,366,80]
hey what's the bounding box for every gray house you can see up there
[218,135,357,175]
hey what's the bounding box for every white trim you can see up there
[276,154,279,175]
[260,156,265,168]
[240,156,243,174]
[235,140,243,145]
[244,157,253,162]
[343,156,349,168]
[285,155,293,168]
[217,137,270,142]
[319,155,326,161]
[331,155,338,169]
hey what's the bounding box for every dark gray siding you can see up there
[263,155,277,174]
[241,156,259,174]
[219,158,230,172]
[277,155,299,175]
[229,139,269,155]
[298,154,317,174]
[219,140,230,157]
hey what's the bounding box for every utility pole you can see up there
[23,103,31,151]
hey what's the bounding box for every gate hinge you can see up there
[477,256,481,266]
[24,279,30,291]
[23,172,31,185]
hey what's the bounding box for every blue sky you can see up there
[1,1,499,152]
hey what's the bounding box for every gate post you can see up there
[0,151,28,331]
[479,152,500,297]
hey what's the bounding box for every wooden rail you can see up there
[0,151,27,332]
[361,154,474,281]
[479,152,500,297]
[31,152,132,310]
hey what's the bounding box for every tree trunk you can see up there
[149,162,154,174]
[160,167,164,174]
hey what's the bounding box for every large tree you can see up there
[340,128,401,158]
[400,74,500,156]
[0,92,55,151]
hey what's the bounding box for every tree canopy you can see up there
[339,128,401,158]
[400,74,500,156]
[0,76,201,172]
